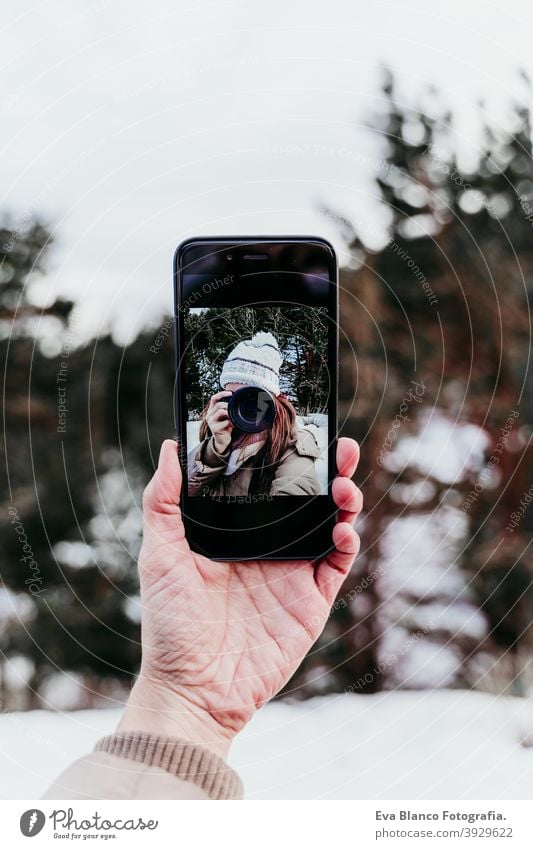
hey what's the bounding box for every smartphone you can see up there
[173,236,338,560]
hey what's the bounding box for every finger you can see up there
[314,524,360,605]
[211,409,230,423]
[211,391,232,405]
[213,401,229,413]
[208,403,229,421]
[336,437,360,479]
[338,509,358,525]
[142,439,182,517]
[332,477,363,514]
[332,522,360,556]
[140,441,189,571]
[208,393,227,413]
[333,475,363,528]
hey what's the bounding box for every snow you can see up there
[403,600,487,641]
[0,588,35,626]
[2,691,533,799]
[384,640,462,689]
[382,408,490,485]
[53,541,95,569]
[376,502,488,689]
[39,673,85,712]
[187,420,201,449]
[380,509,470,599]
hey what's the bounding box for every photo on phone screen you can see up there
[184,306,329,499]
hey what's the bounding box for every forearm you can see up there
[42,737,242,800]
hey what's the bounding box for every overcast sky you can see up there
[2,0,532,342]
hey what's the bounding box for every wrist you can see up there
[117,675,234,760]
[212,434,230,455]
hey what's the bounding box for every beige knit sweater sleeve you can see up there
[42,733,243,801]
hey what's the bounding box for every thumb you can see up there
[142,439,183,518]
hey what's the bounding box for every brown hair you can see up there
[199,393,296,488]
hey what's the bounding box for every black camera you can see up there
[227,386,276,433]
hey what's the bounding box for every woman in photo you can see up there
[188,332,321,497]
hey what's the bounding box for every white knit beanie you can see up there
[219,331,282,396]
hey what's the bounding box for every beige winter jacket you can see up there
[42,733,243,800]
[188,427,321,497]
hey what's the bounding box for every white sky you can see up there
[2,0,532,342]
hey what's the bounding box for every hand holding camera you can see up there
[206,384,277,456]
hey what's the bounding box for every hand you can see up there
[205,390,233,454]
[118,438,363,758]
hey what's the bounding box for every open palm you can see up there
[119,439,362,755]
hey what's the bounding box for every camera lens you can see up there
[227,386,276,433]
[226,253,233,260]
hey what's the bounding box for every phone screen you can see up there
[174,238,338,560]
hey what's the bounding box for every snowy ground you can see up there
[2,690,533,799]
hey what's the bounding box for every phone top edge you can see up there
[174,235,337,266]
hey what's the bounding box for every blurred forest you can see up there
[183,306,329,416]
[1,72,532,710]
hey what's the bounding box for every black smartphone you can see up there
[173,236,338,560]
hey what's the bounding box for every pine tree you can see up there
[293,70,532,696]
